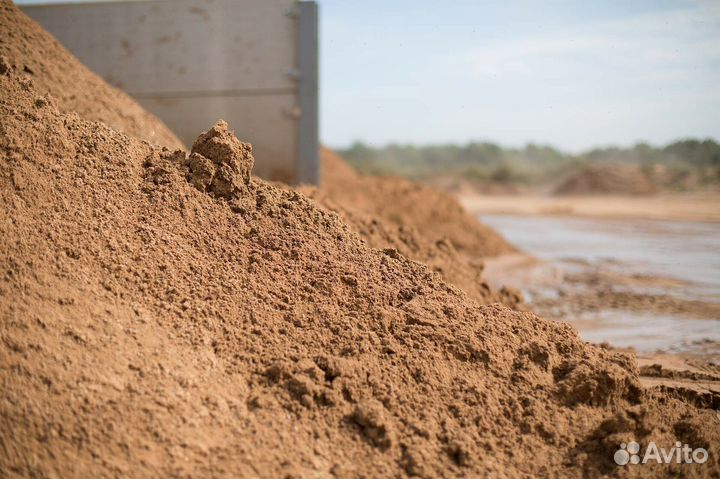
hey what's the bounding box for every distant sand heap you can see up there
[319,149,514,258]
[1,3,718,478]
[554,164,657,196]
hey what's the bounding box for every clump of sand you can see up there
[554,164,657,196]
[2,72,718,478]
[0,0,183,149]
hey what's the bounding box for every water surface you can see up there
[481,214,720,354]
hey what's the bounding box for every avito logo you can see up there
[614,441,708,466]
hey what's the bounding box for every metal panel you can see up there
[23,0,297,94]
[22,0,319,184]
[297,1,319,185]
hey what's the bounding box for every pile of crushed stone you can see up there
[2,72,718,478]
[0,0,183,149]
[554,164,658,196]
[300,149,522,306]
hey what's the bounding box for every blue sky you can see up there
[320,0,720,151]
[17,0,720,151]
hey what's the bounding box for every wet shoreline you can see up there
[481,214,720,360]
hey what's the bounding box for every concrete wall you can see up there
[22,0,318,184]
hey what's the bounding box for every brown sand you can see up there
[319,148,515,258]
[299,149,521,306]
[554,164,657,196]
[426,175,523,196]
[2,3,719,476]
[2,70,719,479]
[0,0,183,149]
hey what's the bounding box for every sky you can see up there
[320,0,720,151]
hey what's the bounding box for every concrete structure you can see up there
[22,0,319,184]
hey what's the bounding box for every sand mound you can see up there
[300,149,521,305]
[2,73,718,478]
[0,0,183,149]
[554,164,658,196]
[320,149,514,257]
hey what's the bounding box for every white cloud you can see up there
[465,3,720,80]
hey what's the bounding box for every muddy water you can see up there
[481,214,720,355]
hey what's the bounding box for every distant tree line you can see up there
[336,138,720,187]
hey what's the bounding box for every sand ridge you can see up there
[554,164,657,196]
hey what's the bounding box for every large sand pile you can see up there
[2,71,719,478]
[554,164,658,196]
[300,149,521,305]
[0,0,183,149]
[2,3,719,477]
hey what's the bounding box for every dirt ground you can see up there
[459,192,720,223]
